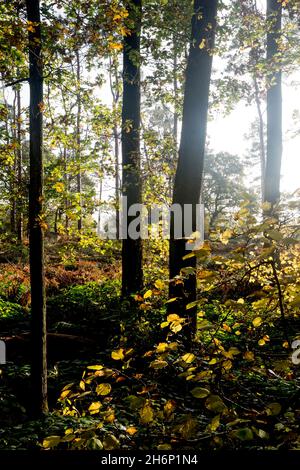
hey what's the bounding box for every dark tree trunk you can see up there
[26,0,48,416]
[169,0,218,338]
[121,0,143,296]
[264,0,282,208]
[16,88,23,242]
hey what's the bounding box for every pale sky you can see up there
[208,73,300,193]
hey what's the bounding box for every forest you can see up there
[0,0,300,458]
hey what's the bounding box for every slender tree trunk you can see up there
[26,0,48,415]
[11,91,17,235]
[76,48,82,231]
[114,123,120,239]
[121,0,143,296]
[264,0,282,208]
[169,0,218,339]
[16,88,23,242]
[97,178,103,236]
[109,56,121,240]
[253,76,266,202]
[171,35,178,200]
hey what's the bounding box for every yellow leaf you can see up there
[88,402,102,414]
[167,314,180,322]
[252,317,262,327]
[140,404,154,424]
[220,229,232,245]
[244,351,255,361]
[199,38,206,49]
[182,353,195,364]
[109,42,123,51]
[126,426,138,436]
[96,383,112,396]
[222,360,232,371]
[164,400,176,417]
[154,280,164,290]
[210,414,220,432]
[150,360,168,369]
[53,182,65,193]
[157,444,172,450]
[144,289,152,299]
[111,348,125,360]
[79,380,85,391]
[170,323,182,333]
[156,342,168,353]
[42,436,61,449]
[87,365,103,370]
[60,389,71,399]
[223,323,231,332]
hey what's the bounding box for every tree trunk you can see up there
[253,75,266,202]
[11,91,17,235]
[121,0,143,296]
[76,48,82,231]
[16,88,23,242]
[264,0,282,208]
[169,0,218,339]
[26,0,48,415]
[109,55,121,240]
[171,34,178,200]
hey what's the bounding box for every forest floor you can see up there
[0,240,300,451]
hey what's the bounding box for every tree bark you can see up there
[169,0,218,338]
[121,0,143,296]
[26,0,48,415]
[264,0,282,208]
[76,48,82,231]
[109,55,121,240]
[253,75,266,202]
[16,88,23,242]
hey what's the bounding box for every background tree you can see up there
[264,0,283,208]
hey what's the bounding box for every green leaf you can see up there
[232,427,254,441]
[103,434,120,450]
[266,229,283,241]
[265,402,281,416]
[150,359,168,369]
[191,387,210,399]
[205,395,227,413]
